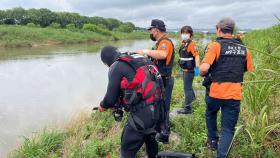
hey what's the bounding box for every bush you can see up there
[83,23,111,36]
[97,24,107,30]
[3,18,17,25]
[66,23,76,31]
[115,23,134,33]
[97,28,112,36]
[26,23,36,27]
[83,23,98,32]
[48,23,61,29]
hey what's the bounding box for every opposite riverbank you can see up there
[0,25,149,48]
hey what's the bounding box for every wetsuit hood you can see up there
[101,46,120,67]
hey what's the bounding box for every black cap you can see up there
[147,19,166,32]
[100,46,120,67]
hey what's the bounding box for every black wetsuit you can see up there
[100,61,158,158]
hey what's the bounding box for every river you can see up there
[0,39,158,157]
[0,36,212,157]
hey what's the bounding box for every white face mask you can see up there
[181,33,190,41]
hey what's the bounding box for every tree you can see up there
[90,16,107,26]
[0,10,6,24]
[26,8,40,25]
[8,7,26,23]
[106,18,121,30]
[55,12,80,28]
[25,8,55,27]
[124,22,135,30]
[0,8,137,32]
[116,22,135,33]
[3,18,17,25]
[37,8,56,27]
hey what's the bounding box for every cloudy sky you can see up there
[0,0,279,29]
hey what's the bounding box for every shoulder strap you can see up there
[216,37,246,47]
[180,40,192,52]
[117,52,147,71]
[156,37,174,49]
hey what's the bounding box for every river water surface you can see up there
[0,36,212,157]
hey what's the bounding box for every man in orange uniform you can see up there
[200,18,253,158]
[136,19,175,143]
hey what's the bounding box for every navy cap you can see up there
[147,19,166,32]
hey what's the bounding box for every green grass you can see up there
[9,25,280,158]
[0,25,149,47]
[232,24,280,158]
[11,129,66,158]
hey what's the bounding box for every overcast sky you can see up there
[0,0,279,29]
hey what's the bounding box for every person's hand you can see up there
[98,106,106,112]
[135,49,144,55]
[194,66,199,77]
[135,49,149,57]
[92,106,106,112]
[92,107,98,111]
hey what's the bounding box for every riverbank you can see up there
[8,25,280,158]
[0,25,149,48]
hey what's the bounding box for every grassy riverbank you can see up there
[0,25,148,48]
[8,25,280,158]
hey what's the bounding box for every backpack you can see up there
[118,52,166,134]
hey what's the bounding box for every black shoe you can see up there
[177,108,192,114]
[206,139,218,151]
[156,132,169,144]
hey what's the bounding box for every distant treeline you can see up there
[0,7,143,33]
